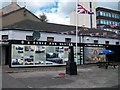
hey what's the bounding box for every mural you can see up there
[84,47,106,63]
[11,44,83,67]
[11,44,69,67]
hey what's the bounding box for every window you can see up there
[100,11,102,16]
[106,21,109,25]
[65,38,71,42]
[111,21,114,25]
[47,37,54,42]
[26,36,33,41]
[105,12,109,17]
[97,20,100,24]
[108,13,112,17]
[94,40,98,44]
[112,13,115,18]
[115,14,117,19]
[113,22,115,25]
[116,14,118,19]
[108,21,110,25]
[105,41,109,45]
[117,15,120,19]
[100,20,104,24]
[103,12,106,16]
[116,42,119,45]
[97,11,100,16]
[118,22,120,26]
[117,22,119,26]
[109,21,112,25]
[104,20,107,25]
[115,22,117,26]
[2,35,8,40]
[103,20,107,25]
[116,31,120,34]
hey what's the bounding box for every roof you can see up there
[2,7,41,22]
[3,19,120,39]
[96,7,120,14]
[0,2,21,16]
[3,19,76,33]
[2,7,24,17]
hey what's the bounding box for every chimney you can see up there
[11,0,17,4]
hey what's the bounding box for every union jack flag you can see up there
[98,25,105,28]
[60,32,64,34]
[112,35,118,38]
[77,29,81,33]
[70,31,75,34]
[77,4,94,14]
[95,33,99,36]
[110,24,116,28]
[103,32,107,36]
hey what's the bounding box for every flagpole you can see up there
[75,0,78,63]
[90,2,92,29]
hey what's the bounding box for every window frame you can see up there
[47,37,54,42]
[2,35,8,40]
[65,38,71,43]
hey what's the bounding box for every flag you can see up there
[77,29,81,33]
[103,32,107,36]
[98,25,105,28]
[61,32,69,34]
[64,32,69,34]
[77,4,94,14]
[98,25,105,30]
[90,33,94,36]
[110,24,116,28]
[70,31,75,34]
[112,35,118,38]
[95,33,99,36]
[60,32,64,34]
[83,28,89,31]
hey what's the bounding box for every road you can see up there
[1,64,120,89]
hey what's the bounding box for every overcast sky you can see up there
[0,0,119,25]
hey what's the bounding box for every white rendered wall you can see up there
[0,30,119,45]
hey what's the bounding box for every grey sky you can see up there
[0,0,119,25]
[96,1,119,11]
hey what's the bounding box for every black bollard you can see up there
[66,46,77,75]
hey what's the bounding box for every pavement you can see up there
[1,64,120,89]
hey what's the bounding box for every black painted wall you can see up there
[106,45,120,62]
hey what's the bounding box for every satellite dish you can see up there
[32,31,41,40]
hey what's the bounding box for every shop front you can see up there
[9,40,84,67]
[3,40,109,68]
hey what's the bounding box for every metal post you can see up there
[90,2,93,29]
[75,0,78,63]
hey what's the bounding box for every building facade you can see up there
[0,0,20,16]
[0,0,41,27]
[96,7,120,34]
[0,0,120,67]
[1,23,120,67]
